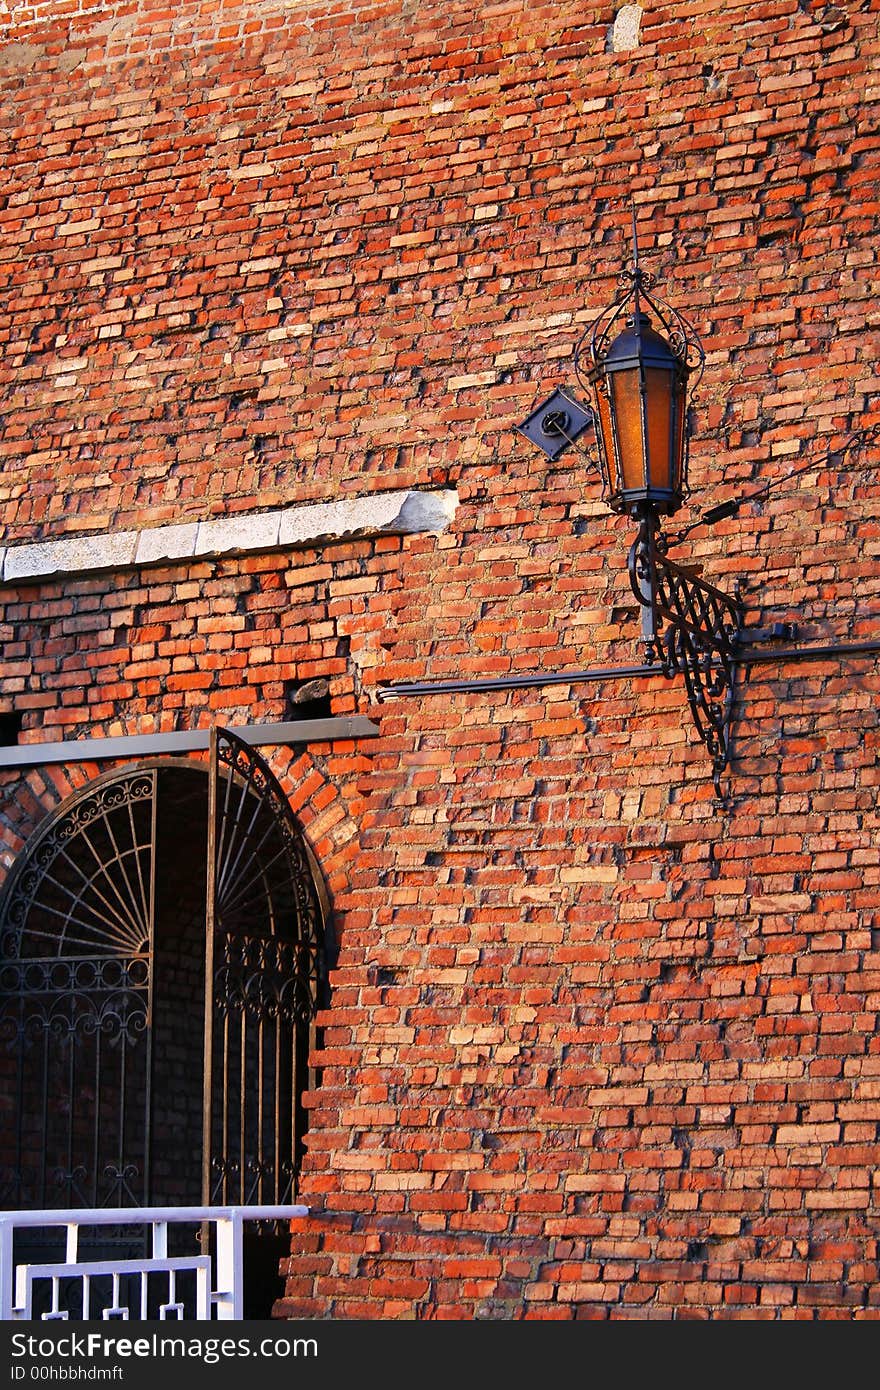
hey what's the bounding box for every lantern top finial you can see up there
[573,209,705,390]
[630,201,640,276]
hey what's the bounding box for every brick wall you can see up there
[1,0,879,1317]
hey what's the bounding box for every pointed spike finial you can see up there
[629,200,643,314]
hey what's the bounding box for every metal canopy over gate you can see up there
[0,728,326,1217]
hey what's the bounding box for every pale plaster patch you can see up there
[0,42,45,70]
[394,490,459,533]
[612,4,642,51]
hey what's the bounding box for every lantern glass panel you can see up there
[645,368,674,492]
[674,376,687,490]
[595,383,620,495]
[610,369,645,492]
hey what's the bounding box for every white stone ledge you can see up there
[0,488,459,586]
[3,531,139,583]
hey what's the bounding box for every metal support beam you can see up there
[377,639,880,701]
[0,717,380,770]
[376,663,665,699]
[736,638,880,667]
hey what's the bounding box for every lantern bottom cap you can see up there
[608,488,685,518]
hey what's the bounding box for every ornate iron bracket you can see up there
[628,514,743,794]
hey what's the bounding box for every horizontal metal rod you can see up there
[0,716,380,770]
[736,638,880,666]
[377,664,665,698]
[377,639,880,701]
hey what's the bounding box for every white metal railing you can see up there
[0,1205,308,1321]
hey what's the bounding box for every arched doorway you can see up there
[0,729,328,1216]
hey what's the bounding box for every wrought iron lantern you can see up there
[516,213,742,792]
[581,216,704,520]
[588,319,689,518]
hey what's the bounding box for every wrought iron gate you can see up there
[0,731,326,1216]
[203,727,326,1208]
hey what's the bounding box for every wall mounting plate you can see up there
[515,388,594,461]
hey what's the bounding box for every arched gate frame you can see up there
[0,727,327,1215]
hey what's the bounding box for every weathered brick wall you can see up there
[0,538,383,877]
[1,0,879,1317]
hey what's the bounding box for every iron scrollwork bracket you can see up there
[629,517,744,795]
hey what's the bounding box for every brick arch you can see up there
[0,736,367,912]
[267,742,369,908]
[0,762,105,884]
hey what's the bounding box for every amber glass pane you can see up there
[595,386,619,494]
[646,368,674,492]
[674,379,687,492]
[610,370,645,491]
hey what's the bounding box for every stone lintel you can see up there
[3,531,139,584]
[0,489,459,586]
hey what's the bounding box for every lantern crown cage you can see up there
[572,213,705,518]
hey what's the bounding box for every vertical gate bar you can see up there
[117,1005,127,1206]
[257,997,265,1203]
[195,1257,209,1321]
[144,770,158,1207]
[274,1007,282,1205]
[91,1025,102,1206]
[152,1222,167,1258]
[14,1265,28,1320]
[306,1014,318,1190]
[13,996,25,1207]
[202,727,218,1211]
[38,1025,49,1206]
[239,1018,246,1205]
[303,1012,319,1199]
[221,1002,230,1205]
[66,1009,76,1201]
[290,1022,298,1201]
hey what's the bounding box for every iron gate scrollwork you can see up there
[0,731,327,1220]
